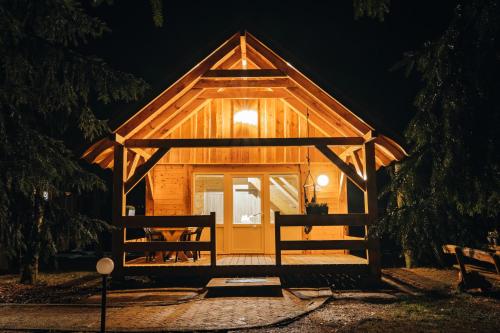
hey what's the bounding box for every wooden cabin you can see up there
[83,32,406,282]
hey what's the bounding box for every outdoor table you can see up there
[153,227,194,261]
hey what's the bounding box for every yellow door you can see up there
[230,176,265,253]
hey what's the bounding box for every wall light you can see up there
[317,174,329,187]
[234,109,258,126]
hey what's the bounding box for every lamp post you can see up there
[96,257,114,333]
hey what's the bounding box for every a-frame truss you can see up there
[83,31,406,171]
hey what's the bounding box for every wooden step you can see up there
[205,277,282,297]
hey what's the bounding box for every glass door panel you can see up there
[231,176,264,253]
[232,177,262,224]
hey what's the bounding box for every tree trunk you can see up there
[20,195,44,284]
[395,163,416,268]
[403,248,415,268]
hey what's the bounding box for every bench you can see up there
[442,244,500,291]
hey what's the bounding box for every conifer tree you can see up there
[354,0,500,265]
[0,0,148,283]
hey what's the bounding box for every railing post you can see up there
[363,138,381,281]
[112,143,126,279]
[275,211,281,267]
[210,212,216,268]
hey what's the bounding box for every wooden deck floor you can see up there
[125,254,367,267]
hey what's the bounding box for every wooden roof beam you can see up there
[315,144,366,191]
[124,137,365,148]
[194,78,294,88]
[240,35,248,69]
[115,33,241,137]
[156,98,211,139]
[81,139,113,163]
[124,147,171,194]
[199,88,289,99]
[131,88,205,139]
[126,153,141,181]
[351,150,364,178]
[93,147,113,164]
[281,97,343,137]
[212,48,241,69]
[99,153,114,169]
[339,146,360,159]
[203,69,286,78]
[245,32,372,135]
[286,86,358,137]
[246,45,276,69]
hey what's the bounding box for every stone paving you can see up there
[0,289,328,332]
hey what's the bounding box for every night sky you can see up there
[86,0,454,140]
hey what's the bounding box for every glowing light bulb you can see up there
[317,174,329,187]
[96,257,114,275]
[234,109,258,126]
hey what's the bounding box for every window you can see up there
[193,175,224,224]
[269,174,299,223]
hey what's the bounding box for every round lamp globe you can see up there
[96,257,114,275]
[317,174,329,187]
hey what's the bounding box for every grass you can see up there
[0,271,100,303]
[351,293,500,332]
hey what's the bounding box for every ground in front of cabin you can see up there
[237,292,500,333]
[0,268,499,332]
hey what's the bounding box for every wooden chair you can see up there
[144,228,165,262]
[175,227,204,262]
[442,244,500,291]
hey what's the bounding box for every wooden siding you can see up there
[159,98,342,165]
[151,165,191,216]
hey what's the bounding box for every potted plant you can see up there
[487,230,499,247]
[304,194,329,234]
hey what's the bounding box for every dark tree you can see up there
[367,0,500,266]
[0,0,148,283]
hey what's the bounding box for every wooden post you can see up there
[112,144,126,279]
[210,212,216,268]
[454,247,470,289]
[275,211,282,267]
[363,139,381,281]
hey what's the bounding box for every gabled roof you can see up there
[83,31,406,170]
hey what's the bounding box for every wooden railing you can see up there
[274,212,372,266]
[121,212,216,268]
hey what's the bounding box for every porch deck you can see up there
[126,253,367,267]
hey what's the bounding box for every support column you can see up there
[363,139,381,281]
[112,143,127,279]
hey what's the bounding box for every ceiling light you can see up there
[234,109,258,126]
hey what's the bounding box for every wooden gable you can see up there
[83,31,406,170]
